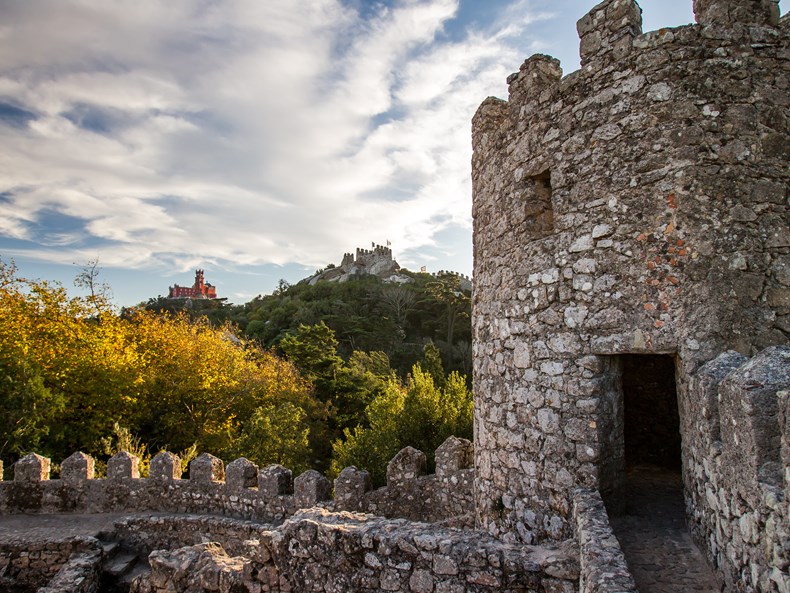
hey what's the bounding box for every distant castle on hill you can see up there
[168,269,218,299]
[304,243,472,290]
[305,243,402,285]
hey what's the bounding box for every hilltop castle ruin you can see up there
[304,244,474,291]
[0,1,788,592]
[305,244,403,285]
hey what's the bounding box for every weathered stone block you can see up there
[258,464,293,498]
[435,437,474,477]
[387,446,426,487]
[107,451,140,479]
[14,453,50,482]
[779,389,790,496]
[508,55,562,105]
[688,350,748,444]
[294,470,331,508]
[190,453,224,484]
[719,346,790,491]
[409,569,435,593]
[225,458,258,491]
[577,0,641,64]
[693,0,779,26]
[150,451,181,481]
[334,466,371,511]
[61,452,95,483]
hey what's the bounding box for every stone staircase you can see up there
[98,538,150,593]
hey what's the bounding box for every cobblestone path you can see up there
[608,465,723,593]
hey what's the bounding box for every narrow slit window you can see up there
[522,170,554,241]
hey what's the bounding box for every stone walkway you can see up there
[0,513,141,543]
[608,465,723,593]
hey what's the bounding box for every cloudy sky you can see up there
[1,0,704,306]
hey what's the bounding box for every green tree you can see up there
[235,401,312,472]
[330,363,473,486]
[330,378,406,485]
[280,321,343,393]
[424,274,471,367]
[419,341,446,389]
[233,270,471,377]
[0,354,64,463]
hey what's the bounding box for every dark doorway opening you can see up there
[621,354,681,470]
[606,355,720,592]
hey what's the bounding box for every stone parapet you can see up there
[333,466,371,512]
[61,452,95,484]
[685,346,789,592]
[14,453,50,482]
[577,0,643,67]
[107,451,139,480]
[189,453,224,484]
[0,437,475,527]
[124,510,580,593]
[573,488,636,593]
[150,451,181,482]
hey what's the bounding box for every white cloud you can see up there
[0,0,543,276]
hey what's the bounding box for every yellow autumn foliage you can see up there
[0,259,316,470]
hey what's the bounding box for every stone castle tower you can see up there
[471,0,788,572]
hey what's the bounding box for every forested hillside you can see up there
[146,270,473,379]
[1,260,473,485]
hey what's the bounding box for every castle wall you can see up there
[472,0,788,544]
[0,438,576,593]
[0,535,101,593]
[337,438,475,527]
[573,488,636,593]
[126,510,579,593]
[307,244,401,284]
[685,346,789,592]
[0,438,475,527]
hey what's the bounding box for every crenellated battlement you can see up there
[431,270,473,292]
[0,437,474,526]
[477,0,788,149]
[355,244,393,260]
[0,435,583,593]
[577,0,643,67]
[693,0,780,26]
[432,270,471,281]
[305,242,402,285]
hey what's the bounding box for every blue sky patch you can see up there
[26,210,92,247]
[0,102,36,129]
[62,103,129,135]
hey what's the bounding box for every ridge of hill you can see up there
[145,258,472,378]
